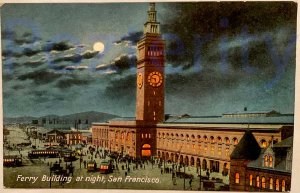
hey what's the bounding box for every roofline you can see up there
[157,123,292,129]
[247,166,291,175]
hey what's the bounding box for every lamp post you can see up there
[198,161,202,190]
[183,162,186,190]
[49,162,52,188]
[163,148,166,173]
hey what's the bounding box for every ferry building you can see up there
[92,3,294,174]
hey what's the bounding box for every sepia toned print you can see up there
[2,2,296,191]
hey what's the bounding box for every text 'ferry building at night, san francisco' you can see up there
[92,3,294,189]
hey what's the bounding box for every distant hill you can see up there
[4,111,119,126]
[4,116,38,124]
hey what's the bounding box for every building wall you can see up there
[245,169,291,192]
[92,124,289,174]
[92,125,109,148]
[230,159,249,191]
[156,127,282,173]
[66,132,82,145]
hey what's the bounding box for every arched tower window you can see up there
[249,174,253,186]
[282,180,286,192]
[275,179,280,191]
[235,172,240,184]
[256,176,260,187]
[269,178,273,190]
[261,177,266,188]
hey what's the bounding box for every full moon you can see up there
[93,42,105,53]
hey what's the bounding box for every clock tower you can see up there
[136,3,165,123]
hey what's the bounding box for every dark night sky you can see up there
[1,2,297,117]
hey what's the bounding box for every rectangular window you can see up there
[225,148,230,157]
[211,146,215,156]
[204,146,208,154]
[218,147,222,156]
[256,176,260,187]
[235,173,240,184]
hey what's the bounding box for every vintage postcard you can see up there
[1,1,298,192]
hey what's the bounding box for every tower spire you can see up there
[144,3,160,35]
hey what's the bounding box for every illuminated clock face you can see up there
[147,71,163,87]
[137,73,143,88]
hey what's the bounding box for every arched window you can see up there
[261,139,267,148]
[262,177,266,188]
[225,137,230,144]
[282,180,286,192]
[197,135,201,142]
[186,134,190,141]
[210,136,215,143]
[269,178,273,190]
[275,179,280,191]
[235,173,240,184]
[233,137,239,145]
[269,156,273,167]
[142,144,151,148]
[256,176,260,187]
[192,144,195,151]
[264,155,269,167]
[249,174,253,186]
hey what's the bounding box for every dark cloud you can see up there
[23,59,45,68]
[1,29,15,40]
[3,74,14,82]
[17,69,62,84]
[82,50,99,59]
[12,84,26,90]
[2,49,22,58]
[43,41,74,52]
[50,64,69,71]
[166,71,241,96]
[162,2,297,67]
[113,55,137,72]
[55,78,91,89]
[14,32,41,45]
[2,48,41,58]
[104,74,135,100]
[23,48,41,57]
[52,54,82,63]
[115,31,143,45]
[95,64,111,71]
[51,50,99,64]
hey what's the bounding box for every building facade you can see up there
[230,132,292,192]
[91,3,294,178]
